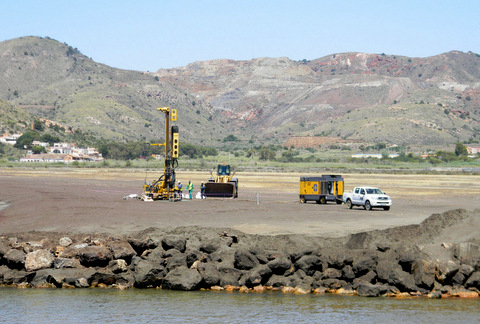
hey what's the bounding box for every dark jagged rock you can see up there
[266,274,291,288]
[4,249,25,270]
[110,240,136,263]
[266,255,292,275]
[77,246,113,268]
[133,259,165,288]
[465,271,480,289]
[239,264,272,287]
[218,267,242,287]
[128,237,159,255]
[166,252,187,272]
[357,283,389,297]
[54,258,80,269]
[352,256,376,277]
[294,255,322,276]
[342,265,356,281]
[162,235,186,253]
[234,248,259,270]
[107,259,128,274]
[435,260,460,285]
[412,259,436,290]
[162,266,202,291]
[453,242,480,268]
[376,260,418,292]
[197,262,221,287]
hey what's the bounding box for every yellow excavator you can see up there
[142,107,179,201]
[205,164,238,198]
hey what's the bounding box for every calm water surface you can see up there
[1,288,479,323]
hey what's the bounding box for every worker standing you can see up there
[187,180,194,199]
[177,181,183,200]
[200,181,206,199]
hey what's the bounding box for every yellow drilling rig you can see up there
[142,107,179,201]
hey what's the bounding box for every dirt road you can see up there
[1,168,479,237]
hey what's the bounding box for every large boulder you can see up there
[196,262,221,287]
[162,235,186,253]
[1,268,35,285]
[165,252,187,272]
[54,258,80,269]
[465,271,480,289]
[107,259,129,274]
[453,242,480,268]
[25,249,55,272]
[59,237,73,247]
[218,267,242,287]
[234,248,259,270]
[31,268,95,288]
[322,268,342,279]
[110,240,136,263]
[352,256,376,277]
[412,259,435,290]
[239,265,272,287]
[451,264,475,286]
[266,255,292,275]
[77,246,113,267]
[266,274,291,288]
[376,260,418,292]
[342,265,356,281]
[133,259,166,288]
[162,266,202,291]
[128,237,159,255]
[4,249,26,270]
[294,255,322,276]
[357,283,389,297]
[435,260,460,285]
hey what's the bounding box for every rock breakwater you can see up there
[0,209,479,298]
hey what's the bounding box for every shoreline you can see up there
[1,209,479,298]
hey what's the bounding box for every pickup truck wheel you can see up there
[383,206,390,211]
[365,200,372,211]
[346,199,353,209]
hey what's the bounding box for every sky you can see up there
[1,0,479,72]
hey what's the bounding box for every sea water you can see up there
[0,288,479,323]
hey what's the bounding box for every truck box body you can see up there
[299,175,344,204]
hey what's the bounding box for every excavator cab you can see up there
[205,164,238,198]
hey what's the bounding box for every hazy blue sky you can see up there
[1,0,479,71]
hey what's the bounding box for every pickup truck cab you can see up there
[343,187,392,211]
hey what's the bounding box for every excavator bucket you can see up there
[205,182,237,198]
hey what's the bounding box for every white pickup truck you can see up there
[343,186,392,211]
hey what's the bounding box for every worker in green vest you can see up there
[187,180,194,199]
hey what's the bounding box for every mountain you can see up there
[1,36,479,148]
[155,52,480,146]
[0,36,227,145]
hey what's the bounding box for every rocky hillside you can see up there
[156,52,480,146]
[1,36,479,147]
[0,36,228,144]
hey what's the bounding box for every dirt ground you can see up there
[1,168,479,237]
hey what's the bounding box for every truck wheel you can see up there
[346,199,353,209]
[365,200,372,211]
[383,206,390,211]
[320,196,326,204]
[300,196,306,203]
